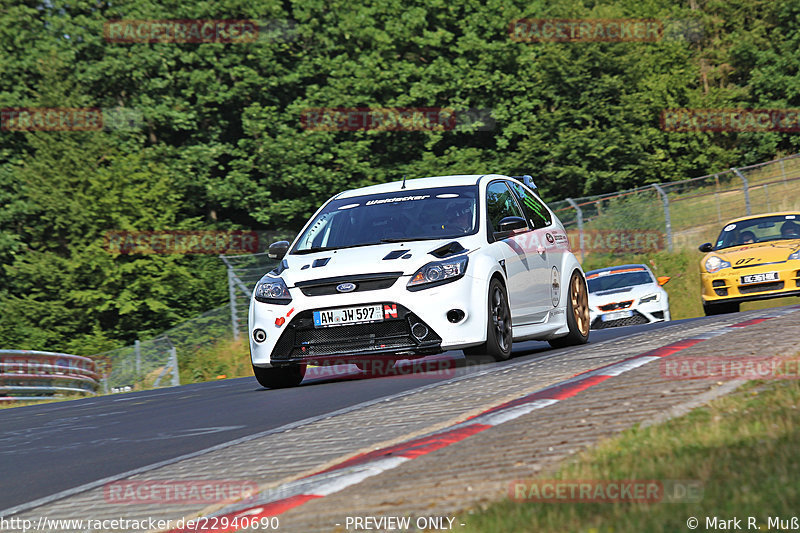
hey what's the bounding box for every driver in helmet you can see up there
[781,220,800,239]
[445,204,473,234]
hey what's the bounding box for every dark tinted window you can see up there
[714,214,800,249]
[587,271,654,292]
[291,186,479,253]
[509,181,551,228]
[486,181,526,234]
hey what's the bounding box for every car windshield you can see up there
[291,185,479,253]
[587,270,653,293]
[714,214,800,249]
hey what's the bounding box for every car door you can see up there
[508,181,563,310]
[485,181,549,324]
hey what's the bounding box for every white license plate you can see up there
[601,310,633,322]
[740,272,779,284]
[313,304,384,328]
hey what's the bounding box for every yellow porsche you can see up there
[699,212,800,315]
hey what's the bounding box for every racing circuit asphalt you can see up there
[0,319,691,513]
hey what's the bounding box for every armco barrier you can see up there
[0,350,100,401]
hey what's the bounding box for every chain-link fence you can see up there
[215,229,295,339]
[219,252,281,340]
[161,303,235,353]
[549,153,800,259]
[92,304,235,392]
[94,337,177,393]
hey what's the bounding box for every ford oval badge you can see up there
[336,282,356,293]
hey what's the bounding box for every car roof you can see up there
[585,264,652,276]
[723,212,800,224]
[335,174,510,199]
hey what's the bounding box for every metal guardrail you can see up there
[0,350,100,401]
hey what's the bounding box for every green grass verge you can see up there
[459,378,800,533]
[178,336,253,384]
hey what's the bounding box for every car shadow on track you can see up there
[288,342,559,389]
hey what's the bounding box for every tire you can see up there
[549,270,590,349]
[703,301,740,316]
[464,278,513,361]
[252,364,306,389]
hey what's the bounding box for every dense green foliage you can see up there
[2,0,799,352]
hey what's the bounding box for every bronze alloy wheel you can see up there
[549,270,590,348]
[571,272,590,337]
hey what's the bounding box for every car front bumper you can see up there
[589,300,670,329]
[249,273,489,367]
[701,262,800,305]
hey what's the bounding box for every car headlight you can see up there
[704,256,731,273]
[789,249,800,261]
[407,256,468,291]
[254,276,292,304]
[640,293,659,304]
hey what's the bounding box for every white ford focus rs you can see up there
[249,174,590,388]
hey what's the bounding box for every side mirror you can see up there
[698,242,713,253]
[497,216,527,233]
[268,240,290,260]
[657,276,671,286]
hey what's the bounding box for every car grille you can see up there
[271,304,441,360]
[598,300,633,312]
[591,310,650,329]
[295,273,403,296]
[738,281,784,294]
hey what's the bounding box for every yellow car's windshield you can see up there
[715,214,800,249]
